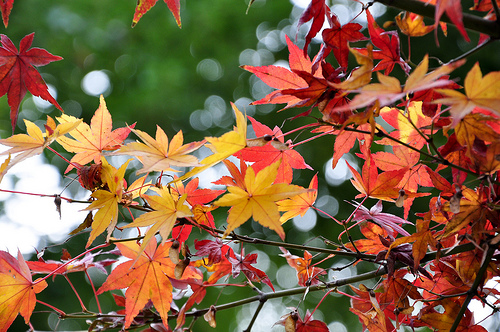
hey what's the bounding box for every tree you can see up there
[0,0,500,331]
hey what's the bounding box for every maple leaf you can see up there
[396,11,434,37]
[83,158,131,247]
[115,125,204,174]
[236,116,312,183]
[278,174,318,223]
[279,247,326,287]
[296,310,329,332]
[453,112,500,160]
[297,0,330,54]
[334,55,464,112]
[0,250,47,332]
[331,45,373,91]
[121,185,192,252]
[242,36,317,109]
[350,200,412,237]
[0,0,13,28]
[347,156,408,201]
[357,10,410,75]
[371,145,432,217]
[57,95,134,173]
[227,250,274,290]
[432,0,470,42]
[0,33,63,132]
[170,177,225,206]
[96,238,198,329]
[194,238,232,266]
[132,0,181,28]
[378,101,432,150]
[436,62,500,126]
[322,13,368,69]
[0,116,81,173]
[26,250,116,277]
[213,160,309,240]
[346,222,390,254]
[174,103,247,182]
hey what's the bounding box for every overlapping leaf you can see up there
[175,103,247,182]
[115,126,204,174]
[122,185,192,252]
[57,95,134,173]
[0,116,81,173]
[436,63,500,126]
[83,158,131,247]
[213,160,309,240]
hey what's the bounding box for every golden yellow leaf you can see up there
[213,160,309,240]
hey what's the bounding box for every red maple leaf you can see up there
[356,10,410,75]
[0,0,13,27]
[298,0,330,54]
[0,33,63,132]
[322,13,368,69]
[236,116,312,183]
[227,250,274,291]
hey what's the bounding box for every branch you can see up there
[449,242,497,332]
[373,0,500,39]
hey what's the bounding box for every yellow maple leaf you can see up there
[174,103,247,182]
[436,62,500,126]
[213,160,309,240]
[0,116,81,173]
[278,174,318,224]
[57,95,134,173]
[115,126,204,174]
[121,186,192,252]
[83,158,131,247]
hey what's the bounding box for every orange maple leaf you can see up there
[57,95,134,173]
[213,160,309,240]
[395,12,434,37]
[83,158,131,247]
[115,126,204,174]
[96,238,200,329]
[436,63,500,126]
[0,250,47,332]
[121,185,192,252]
[347,154,408,201]
[279,247,327,287]
[378,101,432,150]
[278,174,318,223]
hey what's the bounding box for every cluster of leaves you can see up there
[1,0,500,331]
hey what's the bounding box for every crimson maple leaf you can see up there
[236,116,312,184]
[322,13,368,69]
[227,250,274,291]
[0,33,63,132]
[0,0,13,27]
[298,0,330,54]
[356,10,410,75]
